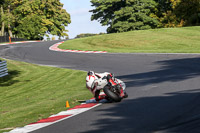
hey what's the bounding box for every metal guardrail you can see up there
[0,61,8,78]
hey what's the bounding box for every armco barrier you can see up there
[0,61,8,77]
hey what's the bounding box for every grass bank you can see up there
[59,26,200,53]
[0,60,91,133]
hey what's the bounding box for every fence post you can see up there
[0,61,8,78]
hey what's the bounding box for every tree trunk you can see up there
[0,6,4,36]
[8,23,12,37]
[7,5,12,37]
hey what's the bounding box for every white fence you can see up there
[0,61,8,77]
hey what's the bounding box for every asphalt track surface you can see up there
[1,40,200,133]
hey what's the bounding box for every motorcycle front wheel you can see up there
[103,86,122,102]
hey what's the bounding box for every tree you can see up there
[15,14,44,40]
[174,0,200,26]
[0,0,71,40]
[90,0,159,33]
[0,1,5,36]
[13,0,71,39]
[155,0,200,27]
[75,33,98,38]
[0,0,16,37]
[155,0,184,27]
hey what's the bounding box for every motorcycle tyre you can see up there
[103,86,122,102]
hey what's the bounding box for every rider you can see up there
[86,70,128,101]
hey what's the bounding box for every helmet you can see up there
[86,71,97,89]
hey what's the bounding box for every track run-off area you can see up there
[1,40,200,133]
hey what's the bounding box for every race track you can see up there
[1,41,200,133]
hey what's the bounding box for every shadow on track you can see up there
[82,57,200,133]
[82,89,200,133]
[117,57,200,88]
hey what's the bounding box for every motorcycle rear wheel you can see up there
[103,86,122,102]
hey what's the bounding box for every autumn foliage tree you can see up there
[155,0,200,27]
[174,0,200,26]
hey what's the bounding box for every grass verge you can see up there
[0,59,91,132]
[59,26,200,53]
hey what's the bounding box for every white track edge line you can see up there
[8,103,102,133]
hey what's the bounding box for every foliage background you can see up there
[0,0,71,40]
[90,0,200,33]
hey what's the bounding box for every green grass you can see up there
[0,60,91,132]
[59,26,200,53]
[0,42,8,44]
[0,41,17,44]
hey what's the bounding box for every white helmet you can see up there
[86,71,97,89]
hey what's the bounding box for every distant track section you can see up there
[49,41,107,53]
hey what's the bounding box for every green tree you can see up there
[90,0,159,33]
[0,0,5,36]
[14,0,71,39]
[0,0,16,37]
[0,0,71,39]
[75,33,98,38]
[15,14,44,40]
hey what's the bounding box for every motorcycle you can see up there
[86,71,127,103]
